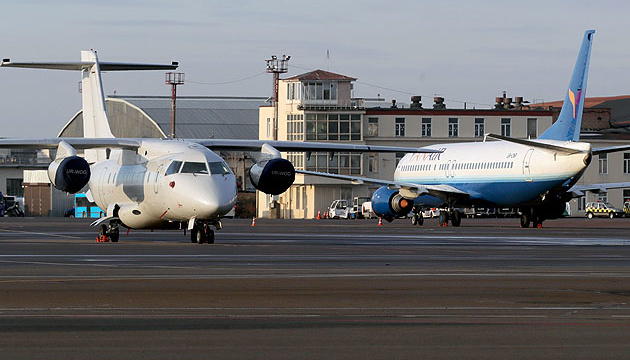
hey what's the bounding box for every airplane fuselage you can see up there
[88,139,238,229]
[395,140,592,207]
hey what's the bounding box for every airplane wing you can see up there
[569,182,630,197]
[592,145,630,155]
[0,138,141,150]
[297,169,469,201]
[194,139,440,154]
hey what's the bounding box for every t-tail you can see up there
[538,30,595,142]
[1,51,177,161]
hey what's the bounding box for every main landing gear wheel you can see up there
[520,213,531,228]
[450,210,462,227]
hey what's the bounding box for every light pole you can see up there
[165,72,184,138]
[266,55,290,140]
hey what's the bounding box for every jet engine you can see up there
[47,141,90,194]
[371,186,414,221]
[249,158,295,195]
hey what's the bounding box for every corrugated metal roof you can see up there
[112,96,266,140]
[284,69,356,82]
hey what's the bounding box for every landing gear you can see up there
[520,207,544,228]
[450,210,462,227]
[98,221,120,242]
[190,219,220,244]
[520,212,531,228]
[411,213,424,226]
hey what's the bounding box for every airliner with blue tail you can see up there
[300,30,630,227]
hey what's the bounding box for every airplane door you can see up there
[153,164,163,194]
[523,149,534,182]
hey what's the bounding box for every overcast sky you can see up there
[0,0,628,137]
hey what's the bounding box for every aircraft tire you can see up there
[451,210,461,227]
[196,228,206,244]
[110,229,119,243]
[520,213,530,228]
[418,215,424,226]
[207,229,215,244]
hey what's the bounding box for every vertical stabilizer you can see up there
[80,50,114,162]
[80,51,114,140]
[539,30,595,142]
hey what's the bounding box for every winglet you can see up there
[539,30,595,142]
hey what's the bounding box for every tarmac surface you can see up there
[1,216,630,359]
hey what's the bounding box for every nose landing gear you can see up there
[189,219,221,244]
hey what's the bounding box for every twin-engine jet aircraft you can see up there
[0,50,437,243]
[300,30,630,228]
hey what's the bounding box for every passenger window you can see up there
[181,162,209,174]
[208,161,231,175]
[165,161,183,175]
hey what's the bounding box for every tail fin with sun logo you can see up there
[539,30,595,142]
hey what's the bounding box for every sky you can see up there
[0,0,628,137]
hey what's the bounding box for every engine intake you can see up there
[47,156,91,194]
[371,186,414,221]
[249,158,295,195]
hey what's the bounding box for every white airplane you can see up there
[0,50,438,243]
[300,30,630,228]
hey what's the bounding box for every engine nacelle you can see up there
[47,156,91,194]
[249,158,295,195]
[371,186,414,221]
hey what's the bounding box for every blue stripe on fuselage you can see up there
[411,178,566,207]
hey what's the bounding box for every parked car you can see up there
[585,202,624,219]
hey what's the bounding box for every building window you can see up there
[368,153,378,172]
[501,118,511,137]
[527,118,538,139]
[421,118,432,137]
[395,118,405,137]
[368,117,379,137]
[305,152,361,175]
[598,191,608,203]
[266,118,271,138]
[624,153,630,174]
[395,152,405,167]
[302,82,337,101]
[599,153,608,174]
[6,178,23,197]
[448,118,458,138]
[623,189,630,204]
[474,118,484,138]
[305,113,360,141]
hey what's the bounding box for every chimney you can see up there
[433,97,446,110]
[494,97,504,109]
[410,96,422,109]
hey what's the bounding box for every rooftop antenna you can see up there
[266,55,290,140]
[165,72,185,138]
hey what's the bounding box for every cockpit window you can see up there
[181,162,209,174]
[208,161,231,175]
[165,161,183,176]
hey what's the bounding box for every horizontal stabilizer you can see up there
[1,60,178,71]
[485,133,584,155]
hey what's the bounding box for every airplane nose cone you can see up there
[196,176,237,218]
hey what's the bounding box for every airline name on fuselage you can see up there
[410,148,447,162]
